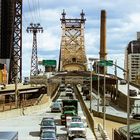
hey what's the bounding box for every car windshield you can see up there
[42,120,54,126]
[53,103,61,107]
[41,131,56,138]
[72,117,81,122]
[70,123,84,128]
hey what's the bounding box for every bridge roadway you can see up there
[118,83,140,98]
[118,81,140,112]
[0,90,95,140]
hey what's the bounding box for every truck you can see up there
[61,99,78,125]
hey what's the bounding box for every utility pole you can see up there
[27,23,43,76]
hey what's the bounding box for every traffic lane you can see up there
[57,91,95,140]
[118,84,139,95]
[0,106,63,140]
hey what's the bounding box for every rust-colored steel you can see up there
[99,10,107,74]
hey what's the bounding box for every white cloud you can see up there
[22,0,140,78]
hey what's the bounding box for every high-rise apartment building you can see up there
[124,32,140,83]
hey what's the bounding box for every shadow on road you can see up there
[29,131,40,137]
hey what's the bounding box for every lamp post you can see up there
[126,69,130,140]
[90,62,92,112]
[97,63,100,112]
[103,68,106,130]
[111,62,130,140]
[88,58,99,112]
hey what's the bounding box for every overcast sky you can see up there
[22,0,140,78]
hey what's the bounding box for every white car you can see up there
[67,122,86,139]
[66,116,86,128]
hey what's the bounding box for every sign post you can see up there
[98,59,113,130]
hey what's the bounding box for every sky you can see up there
[22,0,140,78]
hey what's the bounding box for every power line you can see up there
[27,0,36,23]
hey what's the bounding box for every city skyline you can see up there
[22,0,140,78]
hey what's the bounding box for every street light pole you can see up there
[111,62,130,139]
[127,69,130,140]
[90,62,92,112]
[97,63,100,112]
[103,68,106,130]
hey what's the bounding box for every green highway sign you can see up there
[42,60,57,67]
[98,60,113,66]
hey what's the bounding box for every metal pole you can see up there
[90,62,92,112]
[127,69,130,140]
[97,64,100,112]
[15,77,18,108]
[115,60,118,100]
[103,69,106,130]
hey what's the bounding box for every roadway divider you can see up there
[75,85,95,133]
[75,85,111,140]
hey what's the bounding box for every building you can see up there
[124,32,140,83]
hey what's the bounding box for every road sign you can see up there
[98,60,113,66]
[42,60,56,67]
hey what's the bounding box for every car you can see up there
[85,94,90,100]
[66,116,82,127]
[40,117,56,134]
[59,84,65,92]
[120,79,127,85]
[132,113,140,120]
[66,116,86,128]
[56,99,62,106]
[67,122,86,139]
[83,89,89,96]
[40,130,57,140]
[129,89,137,96]
[23,77,29,85]
[51,102,61,112]
[73,138,87,140]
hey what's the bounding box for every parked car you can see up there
[51,102,61,112]
[40,130,57,140]
[129,89,137,96]
[40,117,56,134]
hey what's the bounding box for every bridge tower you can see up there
[9,0,22,83]
[59,10,87,71]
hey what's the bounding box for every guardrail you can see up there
[75,85,111,140]
[0,98,37,112]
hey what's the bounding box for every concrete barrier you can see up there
[98,123,110,140]
[75,86,95,133]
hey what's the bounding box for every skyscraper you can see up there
[124,32,140,83]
